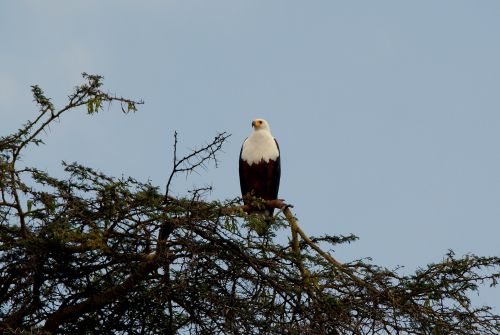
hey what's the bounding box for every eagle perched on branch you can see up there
[239,119,281,220]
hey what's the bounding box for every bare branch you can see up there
[164,131,230,198]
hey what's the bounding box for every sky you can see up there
[1,1,499,309]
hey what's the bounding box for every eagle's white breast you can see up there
[241,130,279,165]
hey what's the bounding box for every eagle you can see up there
[239,118,281,222]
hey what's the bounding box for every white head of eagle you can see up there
[239,118,281,215]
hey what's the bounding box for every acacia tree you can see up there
[0,75,499,334]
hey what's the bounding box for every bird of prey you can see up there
[239,118,281,222]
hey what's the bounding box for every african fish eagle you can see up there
[239,118,281,218]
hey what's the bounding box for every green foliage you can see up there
[0,75,498,334]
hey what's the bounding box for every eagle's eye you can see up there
[258,120,262,125]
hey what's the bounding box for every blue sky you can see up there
[1,1,499,309]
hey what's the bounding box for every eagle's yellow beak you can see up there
[252,120,263,128]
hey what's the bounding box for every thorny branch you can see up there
[165,131,231,198]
